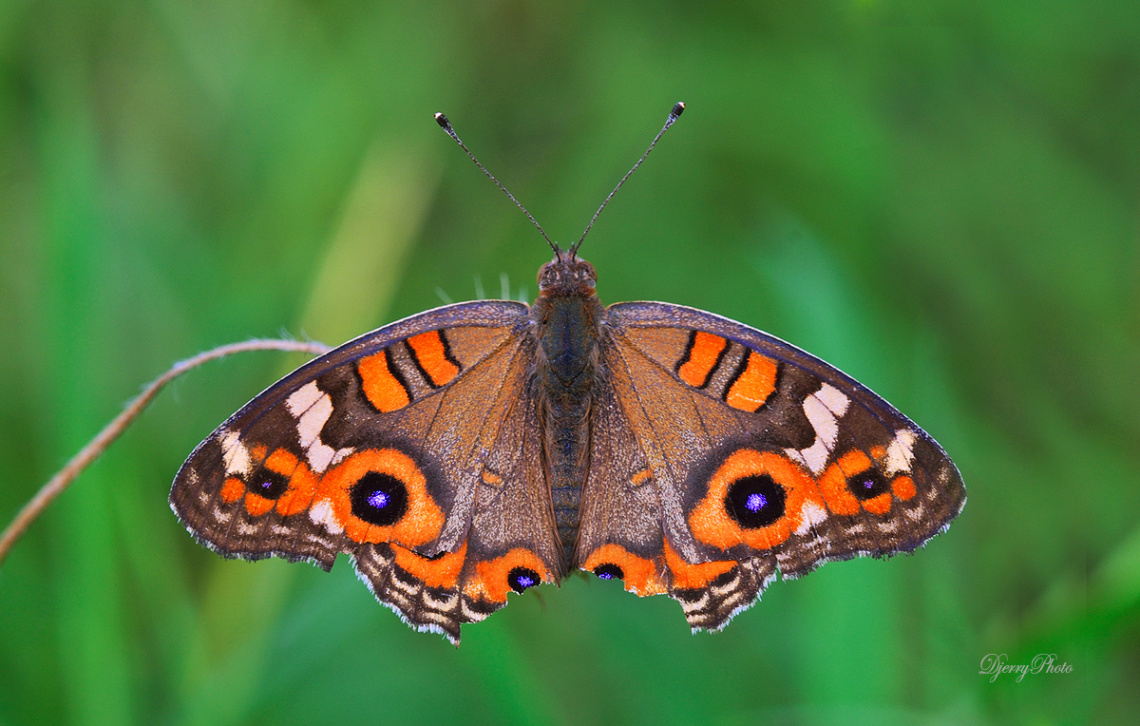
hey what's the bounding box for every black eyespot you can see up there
[252,468,289,500]
[725,474,786,528]
[594,563,624,581]
[350,471,409,526]
[846,468,889,501]
[507,567,541,593]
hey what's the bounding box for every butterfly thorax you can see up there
[534,251,603,564]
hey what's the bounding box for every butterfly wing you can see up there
[171,301,563,643]
[578,301,966,631]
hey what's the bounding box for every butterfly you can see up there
[171,103,965,643]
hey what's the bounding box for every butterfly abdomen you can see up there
[533,290,605,564]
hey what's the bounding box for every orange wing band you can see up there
[725,351,778,412]
[358,349,411,412]
[663,542,736,590]
[677,331,728,388]
[407,331,460,387]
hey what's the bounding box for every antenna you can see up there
[571,101,684,255]
[434,112,559,254]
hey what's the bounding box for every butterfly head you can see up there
[538,249,597,297]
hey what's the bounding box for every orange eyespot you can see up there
[689,449,823,552]
[582,544,666,596]
[240,449,292,515]
[315,448,444,546]
[819,449,905,516]
[263,448,320,516]
[467,549,551,603]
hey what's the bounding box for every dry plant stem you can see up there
[0,338,331,568]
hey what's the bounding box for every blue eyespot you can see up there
[593,563,624,581]
[745,492,768,512]
[846,469,889,501]
[350,471,409,526]
[250,466,288,500]
[725,474,786,528]
[507,567,541,593]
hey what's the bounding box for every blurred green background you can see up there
[2,1,1138,724]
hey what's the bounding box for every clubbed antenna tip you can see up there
[571,101,686,255]
[434,111,558,253]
